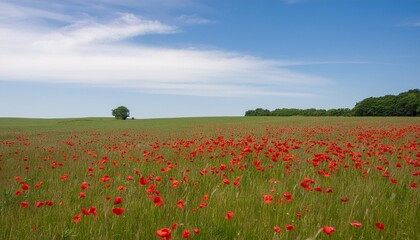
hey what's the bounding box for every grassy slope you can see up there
[1,116,419,131]
[0,117,419,239]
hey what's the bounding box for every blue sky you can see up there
[0,0,419,118]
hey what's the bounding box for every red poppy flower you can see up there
[146,184,157,195]
[300,181,310,190]
[100,175,111,182]
[61,174,69,181]
[263,195,273,204]
[233,180,240,186]
[375,222,384,230]
[88,206,97,216]
[35,181,43,188]
[222,179,230,185]
[45,200,53,206]
[79,192,86,198]
[35,201,43,208]
[114,196,123,205]
[285,224,294,231]
[139,177,148,186]
[182,229,190,239]
[273,226,281,233]
[177,199,185,209]
[112,207,125,215]
[80,182,88,190]
[350,222,363,228]
[153,196,164,206]
[73,214,81,223]
[171,223,177,229]
[81,208,89,215]
[193,228,200,234]
[199,202,207,208]
[20,201,29,208]
[283,192,292,201]
[171,180,179,187]
[341,197,348,202]
[21,184,30,191]
[225,211,234,219]
[323,226,335,235]
[15,190,22,196]
[156,228,171,239]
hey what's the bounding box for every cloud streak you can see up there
[0,2,329,98]
[34,13,177,47]
[0,2,75,23]
[176,14,216,25]
[281,0,305,5]
[399,16,420,27]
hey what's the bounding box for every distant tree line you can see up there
[353,89,420,116]
[245,89,420,117]
[245,108,353,117]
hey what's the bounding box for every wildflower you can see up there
[20,201,29,208]
[222,179,230,185]
[177,199,185,209]
[139,177,148,186]
[73,214,81,223]
[182,229,190,238]
[350,222,363,228]
[156,228,171,240]
[375,222,385,230]
[283,192,292,201]
[153,196,163,206]
[112,207,125,215]
[88,206,97,216]
[21,184,30,191]
[323,226,335,235]
[263,195,273,204]
[225,211,234,219]
[285,224,294,231]
[114,196,123,205]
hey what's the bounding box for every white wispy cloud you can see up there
[281,0,305,5]
[34,13,177,47]
[0,2,75,23]
[399,16,420,27]
[0,2,328,97]
[176,14,216,25]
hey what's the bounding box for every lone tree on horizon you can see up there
[112,106,130,120]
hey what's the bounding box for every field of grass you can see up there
[0,117,419,239]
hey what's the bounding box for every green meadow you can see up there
[0,117,419,239]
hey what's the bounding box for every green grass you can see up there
[0,117,419,239]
